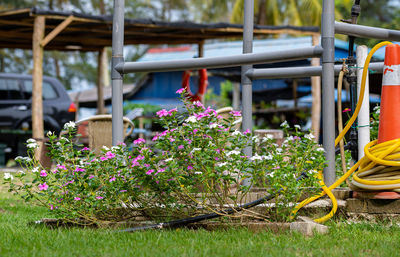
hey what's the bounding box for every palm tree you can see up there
[231,0,350,27]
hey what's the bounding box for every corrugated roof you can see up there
[139,37,385,62]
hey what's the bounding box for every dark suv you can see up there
[0,73,76,159]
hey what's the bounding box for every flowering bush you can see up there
[4,89,327,224]
[370,105,380,141]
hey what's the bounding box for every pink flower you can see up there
[193,129,198,134]
[88,175,95,179]
[230,110,241,117]
[168,108,178,115]
[169,137,175,142]
[100,157,107,161]
[152,135,159,141]
[75,167,85,172]
[293,136,300,140]
[176,88,185,94]
[243,129,251,135]
[194,101,205,109]
[95,196,104,200]
[82,147,90,151]
[40,170,47,177]
[178,145,184,150]
[343,108,351,113]
[131,160,140,167]
[117,142,126,146]
[120,190,127,192]
[109,177,116,182]
[38,183,48,191]
[106,151,116,159]
[144,164,150,168]
[135,155,145,161]
[133,138,146,145]
[155,168,166,175]
[156,109,169,118]
[56,164,67,170]
[146,169,155,175]
[187,165,193,170]
[74,197,81,201]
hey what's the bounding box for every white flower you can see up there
[309,169,318,174]
[164,158,173,162]
[268,171,275,177]
[111,146,119,151]
[15,156,24,161]
[102,146,110,151]
[294,124,301,129]
[194,171,203,175]
[232,130,241,136]
[60,137,69,143]
[226,150,240,156]
[4,173,13,180]
[305,133,315,140]
[252,136,260,143]
[191,148,201,153]
[262,134,274,142]
[18,170,25,174]
[47,131,53,137]
[27,142,38,149]
[32,167,39,173]
[23,157,32,162]
[250,154,263,161]
[185,116,197,123]
[27,138,36,144]
[316,147,325,152]
[263,154,273,160]
[209,123,218,129]
[280,120,289,128]
[64,121,76,130]
[276,148,282,153]
[217,162,228,167]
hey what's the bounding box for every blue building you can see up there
[126,37,384,109]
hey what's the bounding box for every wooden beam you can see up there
[32,16,45,160]
[41,15,74,47]
[97,48,106,114]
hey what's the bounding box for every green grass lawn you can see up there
[1,191,400,257]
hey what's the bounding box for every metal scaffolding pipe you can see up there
[242,0,254,157]
[335,21,400,41]
[115,46,323,74]
[111,0,125,145]
[246,62,384,79]
[321,0,336,186]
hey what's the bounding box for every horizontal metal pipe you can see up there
[116,46,323,73]
[335,21,400,41]
[246,62,384,79]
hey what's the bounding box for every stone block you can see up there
[290,220,329,236]
[346,198,400,214]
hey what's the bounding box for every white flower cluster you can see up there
[305,133,315,140]
[3,172,13,180]
[262,134,274,142]
[209,123,218,129]
[217,162,227,167]
[15,156,32,162]
[26,139,38,149]
[250,154,263,161]
[280,120,289,128]
[64,121,76,130]
[226,150,240,156]
[185,116,197,123]
[232,130,241,136]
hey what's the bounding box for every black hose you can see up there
[119,173,308,232]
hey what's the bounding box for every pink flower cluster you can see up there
[156,108,177,118]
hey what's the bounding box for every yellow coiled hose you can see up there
[291,41,394,223]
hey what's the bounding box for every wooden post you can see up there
[311,34,321,141]
[97,47,106,114]
[32,16,45,160]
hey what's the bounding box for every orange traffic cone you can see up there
[378,44,400,144]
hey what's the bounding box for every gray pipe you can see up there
[242,0,254,160]
[246,62,384,79]
[321,0,336,186]
[116,46,323,73]
[111,0,125,145]
[335,21,400,41]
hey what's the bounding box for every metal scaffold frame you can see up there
[110,0,400,186]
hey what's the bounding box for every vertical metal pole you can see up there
[111,0,125,145]
[356,45,370,160]
[242,0,254,154]
[321,0,335,186]
[241,0,254,186]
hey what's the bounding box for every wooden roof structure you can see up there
[0,7,319,51]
